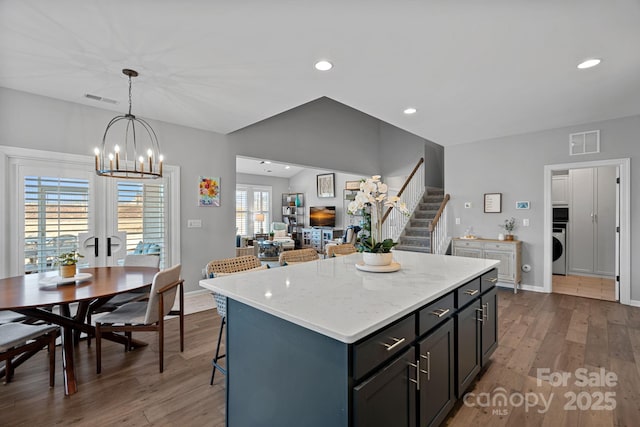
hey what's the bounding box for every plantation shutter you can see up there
[236,189,248,235]
[117,181,165,267]
[24,176,90,274]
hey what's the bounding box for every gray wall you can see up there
[288,169,364,230]
[0,87,236,293]
[445,114,639,299]
[230,97,382,176]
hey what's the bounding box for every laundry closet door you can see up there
[568,168,594,274]
[594,166,616,276]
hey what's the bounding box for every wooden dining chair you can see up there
[95,264,183,374]
[205,255,265,385]
[0,323,59,386]
[86,254,160,346]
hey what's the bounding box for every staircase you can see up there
[395,188,446,253]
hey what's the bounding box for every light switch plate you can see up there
[187,219,202,228]
[523,219,530,227]
[455,218,461,225]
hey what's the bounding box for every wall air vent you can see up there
[84,94,118,104]
[569,130,599,155]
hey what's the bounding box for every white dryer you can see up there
[552,228,566,275]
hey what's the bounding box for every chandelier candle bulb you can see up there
[139,156,144,173]
[159,155,163,176]
[108,153,114,173]
[94,148,99,170]
[147,149,153,172]
[114,145,120,169]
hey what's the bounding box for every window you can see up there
[236,185,271,236]
[2,146,180,276]
[117,181,165,267]
[24,176,90,273]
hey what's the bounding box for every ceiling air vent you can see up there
[569,130,599,156]
[84,94,118,104]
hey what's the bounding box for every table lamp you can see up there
[255,213,265,234]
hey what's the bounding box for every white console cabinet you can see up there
[452,238,522,293]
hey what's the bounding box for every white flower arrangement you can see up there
[347,175,409,253]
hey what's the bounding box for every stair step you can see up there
[418,202,442,211]
[404,227,430,237]
[395,244,432,253]
[414,210,438,219]
[399,236,430,247]
[423,195,445,203]
[426,188,444,196]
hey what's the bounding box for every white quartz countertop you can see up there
[199,251,499,344]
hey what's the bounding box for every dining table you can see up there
[0,266,158,396]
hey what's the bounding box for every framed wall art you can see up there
[516,201,530,209]
[483,193,502,213]
[317,173,335,198]
[198,176,220,207]
[345,180,361,190]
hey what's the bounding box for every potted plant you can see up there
[347,175,409,266]
[55,251,83,278]
[268,231,275,241]
[500,217,517,241]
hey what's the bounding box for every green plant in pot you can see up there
[268,231,275,241]
[499,217,517,241]
[55,251,83,278]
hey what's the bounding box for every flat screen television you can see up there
[309,206,336,228]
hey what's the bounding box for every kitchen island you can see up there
[200,251,500,427]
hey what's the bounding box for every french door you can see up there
[2,146,178,276]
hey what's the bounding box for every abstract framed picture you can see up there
[198,176,220,207]
[317,173,335,198]
[516,201,530,210]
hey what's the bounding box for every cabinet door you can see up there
[480,287,498,366]
[595,166,616,276]
[552,175,569,205]
[455,299,481,398]
[569,168,595,274]
[453,247,482,258]
[353,349,416,427]
[418,318,455,427]
[483,249,514,282]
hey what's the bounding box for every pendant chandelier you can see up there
[94,68,163,179]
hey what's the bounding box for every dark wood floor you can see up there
[2,289,639,426]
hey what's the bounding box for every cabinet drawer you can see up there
[456,277,481,308]
[454,240,483,249]
[418,293,455,336]
[353,315,415,381]
[481,269,498,292]
[484,242,513,251]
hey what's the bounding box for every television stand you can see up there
[301,227,343,253]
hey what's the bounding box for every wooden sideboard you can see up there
[452,238,522,293]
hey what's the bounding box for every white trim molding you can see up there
[543,158,631,305]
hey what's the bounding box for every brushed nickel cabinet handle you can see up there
[408,360,420,390]
[485,277,498,283]
[484,303,489,322]
[476,308,485,323]
[382,337,405,351]
[420,352,431,381]
[430,308,450,318]
[464,289,479,296]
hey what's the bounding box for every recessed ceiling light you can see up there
[264,161,272,164]
[577,58,601,69]
[403,107,417,115]
[285,165,291,169]
[314,60,333,71]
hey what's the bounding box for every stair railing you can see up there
[381,158,425,242]
[429,194,450,254]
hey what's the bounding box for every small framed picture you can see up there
[198,176,220,207]
[516,201,530,210]
[317,173,335,198]
[484,193,502,213]
[345,180,361,190]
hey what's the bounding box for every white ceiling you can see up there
[236,156,305,178]
[1,1,639,146]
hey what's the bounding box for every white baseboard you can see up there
[627,299,640,308]
[497,282,548,293]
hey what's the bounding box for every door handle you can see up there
[107,237,112,257]
[94,237,99,257]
